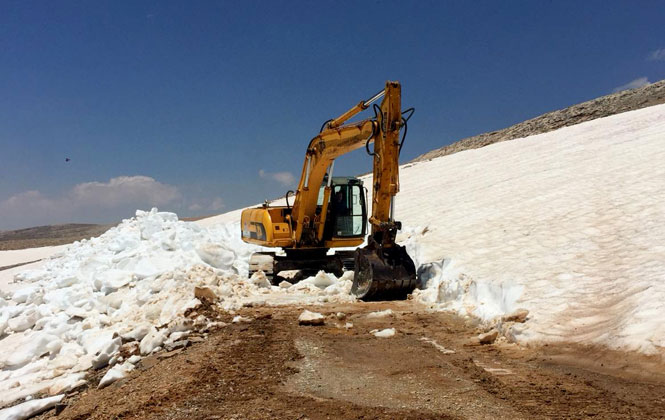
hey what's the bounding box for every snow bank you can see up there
[392,104,665,355]
[0,209,354,408]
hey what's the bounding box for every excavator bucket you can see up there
[351,242,417,300]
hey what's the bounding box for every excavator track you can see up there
[248,252,276,283]
[335,250,357,272]
[248,249,354,285]
[351,244,417,300]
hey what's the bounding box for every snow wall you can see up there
[397,104,665,355]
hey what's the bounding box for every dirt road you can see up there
[42,301,665,420]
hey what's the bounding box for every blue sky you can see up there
[1,0,664,229]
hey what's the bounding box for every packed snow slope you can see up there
[393,104,665,356]
[0,245,67,269]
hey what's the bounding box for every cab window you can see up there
[332,184,365,237]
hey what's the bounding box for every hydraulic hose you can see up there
[398,108,415,155]
[320,119,334,133]
[365,104,383,156]
[285,190,294,209]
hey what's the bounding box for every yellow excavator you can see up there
[240,81,416,299]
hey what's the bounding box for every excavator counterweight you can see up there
[241,81,416,300]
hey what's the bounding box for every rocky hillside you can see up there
[0,224,113,250]
[413,79,665,162]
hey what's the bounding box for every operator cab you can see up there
[318,176,367,240]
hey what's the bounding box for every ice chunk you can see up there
[98,362,135,388]
[0,394,64,420]
[91,337,121,369]
[79,330,116,356]
[196,243,235,270]
[48,372,86,394]
[298,310,325,326]
[152,229,177,251]
[139,216,163,240]
[249,271,270,288]
[0,332,60,368]
[94,269,133,294]
[308,271,335,289]
[371,328,396,338]
[131,256,178,279]
[232,316,252,323]
[11,287,40,305]
[168,331,189,342]
[139,328,167,355]
[127,355,141,365]
[119,324,151,342]
[366,309,393,319]
[7,307,39,332]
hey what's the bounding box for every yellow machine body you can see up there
[241,207,294,248]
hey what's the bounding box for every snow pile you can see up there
[0,209,354,408]
[390,104,665,355]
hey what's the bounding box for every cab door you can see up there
[331,183,366,238]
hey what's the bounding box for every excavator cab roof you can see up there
[321,175,363,187]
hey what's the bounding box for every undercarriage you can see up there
[248,248,355,284]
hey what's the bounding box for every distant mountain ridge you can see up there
[412,79,665,162]
[0,224,113,251]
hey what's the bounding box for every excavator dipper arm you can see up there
[352,81,417,299]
